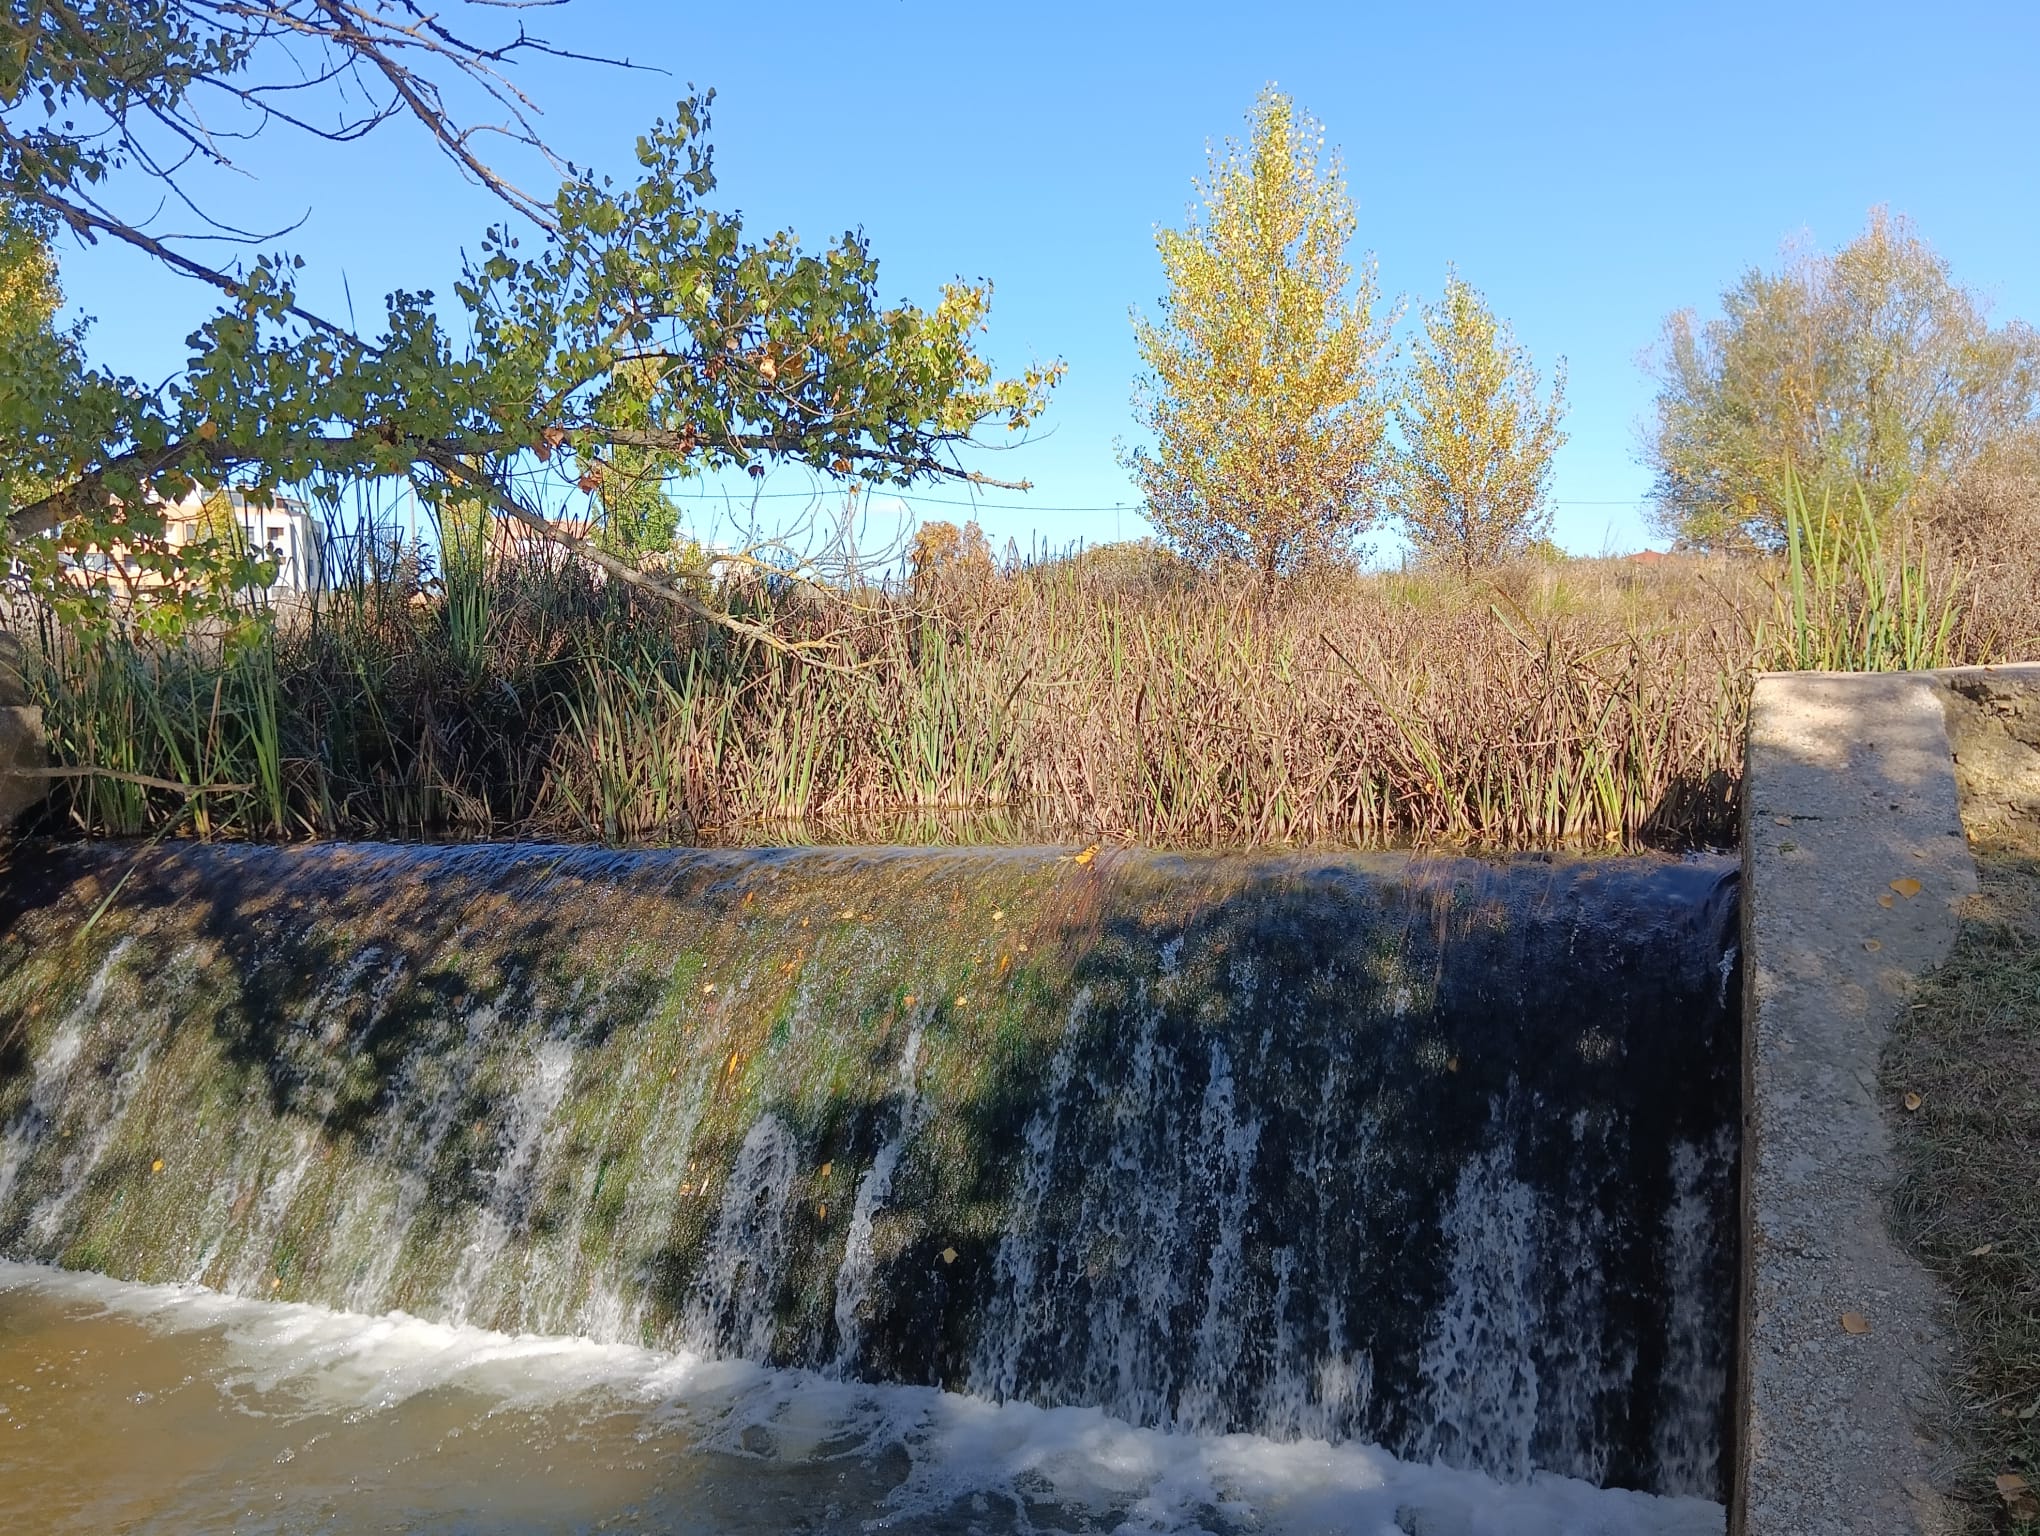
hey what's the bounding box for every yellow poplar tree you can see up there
[1125,88,1394,596]
[1391,271,1567,573]
[0,203,75,512]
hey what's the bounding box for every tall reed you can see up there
[1766,470,1961,672]
[6,507,2015,852]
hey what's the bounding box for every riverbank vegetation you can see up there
[9,467,2025,851]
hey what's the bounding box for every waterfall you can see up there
[832,1016,926,1372]
[0,839,1741,1500]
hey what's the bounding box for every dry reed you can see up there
[8,524,2020,851]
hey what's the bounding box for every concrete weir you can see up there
[1735,663,2040,1535]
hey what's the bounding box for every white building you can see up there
[161,489,325,594]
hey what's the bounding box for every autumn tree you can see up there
[907,518,994,597]
[1125,88,1394,597]
[1390,271,1567,573]
[1646,208,2040,551]
[0,201,76,510]
[0,3,1060,641]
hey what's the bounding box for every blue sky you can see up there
[53,0,2040,557]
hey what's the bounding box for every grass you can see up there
[9,550,1750,848]
[3,484,2013,851]
[1887,808,2040,1532]
[1770,472,1962,673]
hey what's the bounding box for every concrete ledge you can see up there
[1731,669,2040,1534]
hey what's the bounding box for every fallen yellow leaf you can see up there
[954,994,969,1008]
[819,1162,832,1179]
[1998,1472,2030,1497]
[1903,1091,1923,1112]
[1072,845,1098,867]
[1841,1311,1871,1335]
[270,1276,281,1290]
[150,1158,164,1174]
[1864,938,1883,952]
[818,1203,827,1220]
[1890,877,1923,899]
[1878,894,1895,909]
[1773,817,1793,827]
[902,993,917,1008]
[940,1246,958,1265]
[991,909,1004,922]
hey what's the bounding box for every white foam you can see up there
[0,1261,1723,1535]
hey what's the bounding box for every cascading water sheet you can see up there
[0,839,1740,1515]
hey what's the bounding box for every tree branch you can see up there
[13,179,365,344]
[416,445,863,669]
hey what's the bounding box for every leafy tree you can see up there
[0,200,75,509]
[1,198,275,634]
[908,518,993,596]
[591,448,683,562]
[581,357,681,561]
[1390,271,1567,573]
[1646,208,2040,551]
[0,4,1060,640]
[1125,87,1394,597]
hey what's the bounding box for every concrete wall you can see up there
[1735,663,2040,1535]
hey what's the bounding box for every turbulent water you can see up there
[0,1260,1727,1535]
[0,840,1740,1522]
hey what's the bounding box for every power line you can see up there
[669,490,1651,514]
[670,489,1143,514]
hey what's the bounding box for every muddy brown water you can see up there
[0,1263,1724,1535]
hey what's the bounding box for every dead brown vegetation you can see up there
[9,526,2036,851]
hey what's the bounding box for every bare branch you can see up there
[6,0,646,283]
[418,445,864,669]
[7,438,219,540]
[12,178,365,343]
